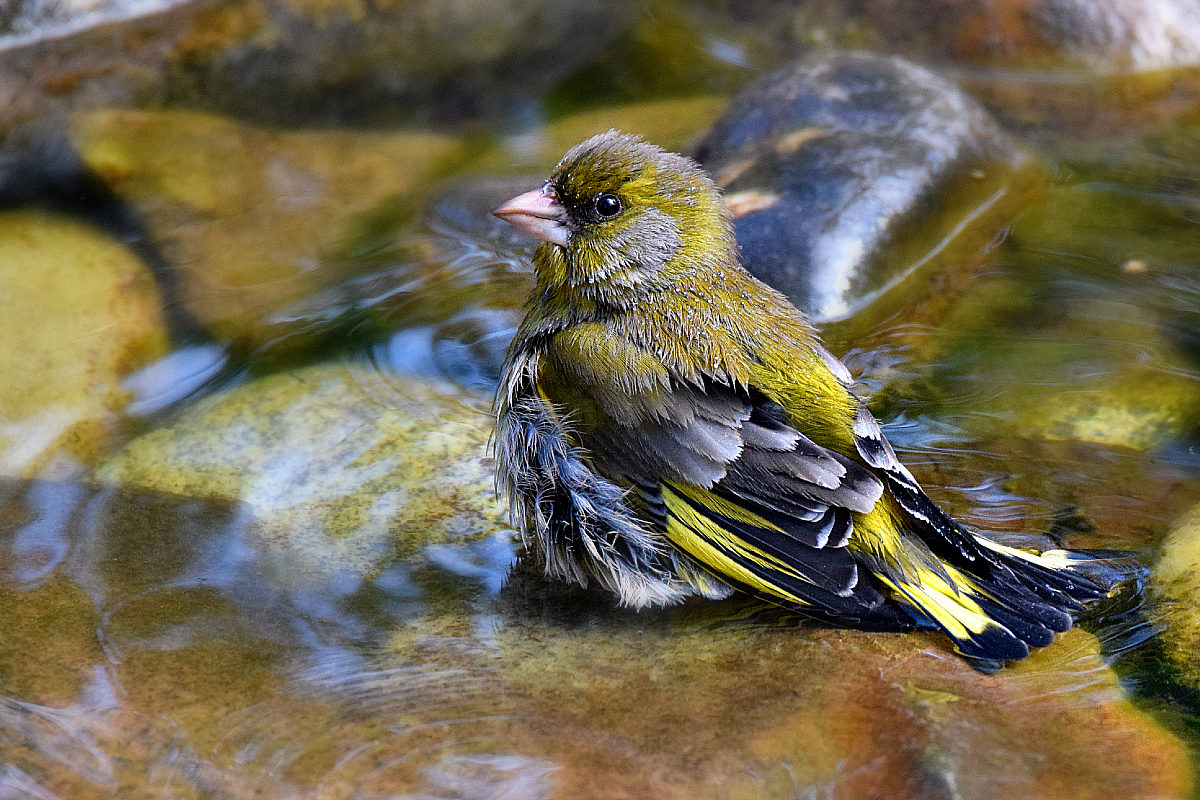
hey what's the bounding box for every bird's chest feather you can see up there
[537,322,673,430]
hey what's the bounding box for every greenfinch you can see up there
[492,130,1120,666]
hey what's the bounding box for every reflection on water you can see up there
[0,458,1195,799]
[3,2,1200,797]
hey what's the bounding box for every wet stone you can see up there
[782,0,1200,73]
[0,0,184,40]
[3,0,636,127]
[0,575,103,707]
[694,51,1040,323]
[0,209,170,478]
[94,362,510,593]
[787,0,1200,140]
[0,467,1192,798]
[867,178,1200,453]
[476,578,1194,800]
[1154,502,1200,689]
[70,108,461,352]
[63,97,728,374]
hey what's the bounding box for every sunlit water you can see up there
[3,5,1200,799]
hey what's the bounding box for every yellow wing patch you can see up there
[876,570,996,641]
[660,483,810,605]
[668,483,786,533]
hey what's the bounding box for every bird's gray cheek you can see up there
[611,207,682,274]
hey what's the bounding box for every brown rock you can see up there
[71,108,460,349]
[488,603,1193,800]
[1,0,634,126]
[1154,502,1200,689]
[0,209,169,477]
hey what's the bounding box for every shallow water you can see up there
[3,2,1200,798]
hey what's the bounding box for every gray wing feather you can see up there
[582,378,884,548]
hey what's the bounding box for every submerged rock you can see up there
[0,472,1191,799]
[71,108,461,351]
[95,361,508,590]
[695,51,1039,323]
[867,179,1200,453]
[1155,503,1200,689]
[805,0,1200,139]
[0,210,169,478]
[64,97,728,373]
[489,596,1193,800]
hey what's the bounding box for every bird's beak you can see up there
[492,184,570,247]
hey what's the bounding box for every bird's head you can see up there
[494,131,736,302]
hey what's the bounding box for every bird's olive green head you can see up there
[494,131,737,303]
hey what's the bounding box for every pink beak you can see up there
[493,184,570,247]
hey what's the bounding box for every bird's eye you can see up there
[593,192,622,219]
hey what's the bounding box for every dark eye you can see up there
[594,192,622,219]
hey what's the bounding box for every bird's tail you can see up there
[879,535,1140,669]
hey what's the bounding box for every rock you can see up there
[867,180,1200,453]
[781,0,1200,73]
[1014,0,1200,71]
[794,1,1200,140]
[130,571,1183,800]
[233,95,727,377]
[2,0,635,127]
[94,361,509,590]
[1154,503,1200,688]
[694,51,1040,323]
[0,209,169,478]
[0,124,203,343]
[0,477,311,799]
[488,599,1193,800]
[0,472,1191,799]
[62,96,726,376]
[0,575,103,707]
[0,0,179,40]
[544,1,1200,144]
[71,108,461,351]
[980,67,1200,143]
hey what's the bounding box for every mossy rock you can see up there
[71,108,462,349]
[0,209,169,477]
[1155,502,1200,688]
[96,362,507,588]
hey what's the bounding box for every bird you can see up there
[490,129,1126,668]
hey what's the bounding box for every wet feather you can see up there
[492,130,1136,667]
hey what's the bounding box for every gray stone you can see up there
[695,51,1035,322]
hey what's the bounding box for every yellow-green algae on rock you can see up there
[71,108,462,347]
[864,265,1200,453]
[0,210,170,478]
[96,361,506,586]
[1155,502,1200,687]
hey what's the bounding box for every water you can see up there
[2,2,1200,798]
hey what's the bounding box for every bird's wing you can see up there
[848,403,990,565]
[581,376,896,615]
[808,339,990,567]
